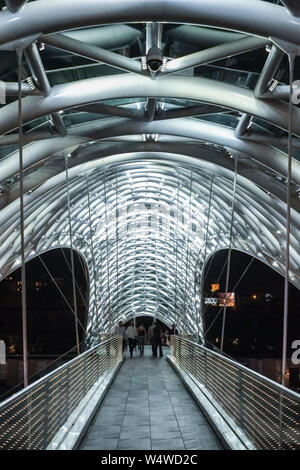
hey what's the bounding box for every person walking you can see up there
[136,323,146,356]
[152,321,163,358]
[171,324,179,336]
[126,320,137,358]
[148,320,156,356]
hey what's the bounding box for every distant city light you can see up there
[211,283,220,293]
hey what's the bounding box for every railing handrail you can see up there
[0,335,122,450]
[0,335,120,409]
[173,336,300,403]
[170,335,300,450]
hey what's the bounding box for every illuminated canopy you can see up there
[0,0,299,337]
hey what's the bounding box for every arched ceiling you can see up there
[0,0,299,336]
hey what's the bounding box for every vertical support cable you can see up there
[65,155,80,356]
[115,170,120,323]
[281,52,295,387]
[197,176,214,343]
[85,172,98,339]
[174,171,181,332]
[104,167,112,333]
[183,170,193,335]
[16,45,29,388]
[220,155,239,354]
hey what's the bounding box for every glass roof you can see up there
[0,0,299,336]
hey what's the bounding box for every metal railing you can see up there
[0,335,122,450]
[170,336,300,450]
[0,346,80,403]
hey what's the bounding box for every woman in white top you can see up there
[125,320,137,358]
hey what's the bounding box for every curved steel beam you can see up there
[166,25,246,48]
[163,36,270,76]
[1,150,299,246]
[1,118,298,189]
[62,25,141,50]
[42,33,143,75]
[5,142,296,214]
[0,1,298,46]
[1,153,298,335]
[0,154,298,329]
[1,74,300,137]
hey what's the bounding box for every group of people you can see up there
[115,319,178,359]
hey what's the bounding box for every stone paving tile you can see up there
[79,346,223,451]
[151,438,186,450]
[184,435,223,450]
[92,416,124,427]
[119,425,151,440]
[151,428,182,440]
[117,438,151,450]
[85,425,121,440]
[149,414,176,425]
[175,413,209,427]
[149,402,174,411]
[122,415,150,427]
[125,404,149,413]
[80,437,119,450]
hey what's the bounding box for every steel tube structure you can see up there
[16,45,29,388]
[65,155,81,356]
[2,118,300,191]
[282,53,294,388]
[0,1,300,47]
[4,82,41,96]
[24,42,51,96]
[254,45,285,98]
[0,0,299,360]
[164,36,269,75]
[62,24,141,50]
[220,156,238,354]
[42,33,143,75]
[2,74,300,136]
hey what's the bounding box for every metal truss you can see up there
[0,0,299,339]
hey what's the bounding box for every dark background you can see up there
[203,249,300,360]
[0,249,88,355]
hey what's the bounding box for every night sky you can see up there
[204,249,284,296]
[203,249,300,361]
[0,249,88,355]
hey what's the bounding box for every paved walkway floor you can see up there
[79,346,223,450]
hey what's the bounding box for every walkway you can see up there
[79,346,223,450]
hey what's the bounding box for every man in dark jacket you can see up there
[152,321,163,358]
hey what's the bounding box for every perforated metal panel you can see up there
[0,336,122,450]
[170,336,300,450]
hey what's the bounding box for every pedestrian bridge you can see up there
[0,336,299,451]
[1,0,300,452]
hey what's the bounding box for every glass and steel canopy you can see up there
[0,0,299,338]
